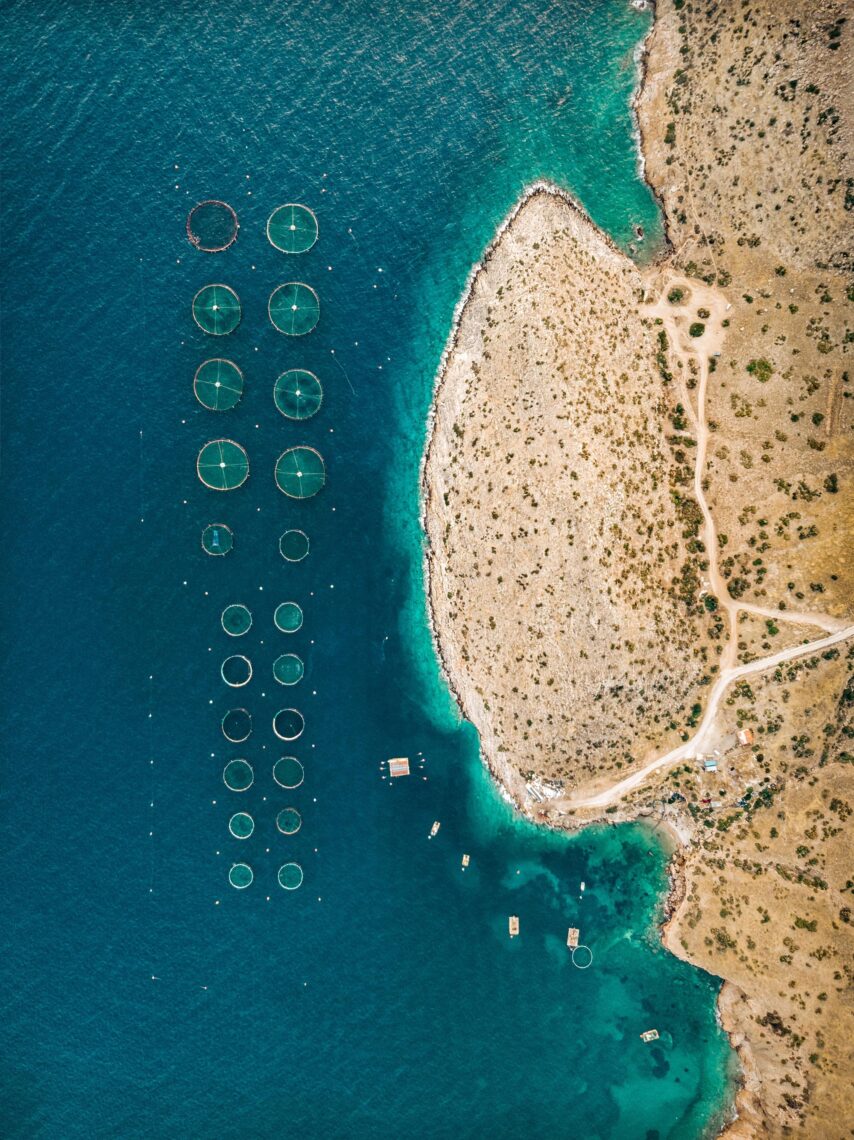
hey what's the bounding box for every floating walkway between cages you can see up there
[267,204,318,254]
[274,369,323,421]
[202,523,233,556]
[197,439,249,491]
[273,756,304,789]
[193,284,242,335]
[187,200,239,252]
[222,603,252,636]
[275,447,325,499]
[268,282,319,336]
[194,358,244,411]
[279,529,310,562]
[274,601,303,633]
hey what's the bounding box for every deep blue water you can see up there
[1,1,735,1136]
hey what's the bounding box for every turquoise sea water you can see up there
[1,1,736,1136]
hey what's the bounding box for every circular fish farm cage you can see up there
[229,862,254,889]
[202,523,233,556]
[273,756,304,789]
[223,758,254,791]
[222,708,252,743]
[221,603,252,636]
[278,862,304,890]
[268,283,319,336]
[192,284,242,336]
[273,708,304,741]
[276,807,302,836]
[279,529,310,562]
[197,439,249,491]
[273,369,323,421]
[228,811,254,839]
[267,204,318,254]
[194,359,244,411]
[273,654,304,686]
[221,654,252,687]
[571,945,594,969]
[274,602,303,633]
[187,200,239,252]
[275,447,326,499]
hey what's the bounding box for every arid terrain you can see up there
[423,1,852,1135]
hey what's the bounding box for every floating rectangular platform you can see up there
[567,927,580,948]
[640,1029,660,1043]
[388,757,410,777]
[509,916,519,937]
[461,854,470,868]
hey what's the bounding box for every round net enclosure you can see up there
[194,359,244,411]
[273,756,304,789]
[197,439,249,491]
[202,523,233,556]
[275,447,326,499]
[223,758,254,791]
[221,603,252,636]
[221,654,252,687]
[193,284,242,336]
[274,601,303,633]
[279,529,310,562]
[267,204,318,254]
[273,654,304,686]
[273,708,304,741]
[274,369,323,421]
[228,811,255,839]
[187,201,239,252]
[276,807,302,835]
[278,862,304,890]
[222,708,252,743]
[268,283,320,336]
[229,862,254,889]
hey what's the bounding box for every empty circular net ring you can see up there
[273,756,304,789]
[223,758,254,791]
[187,200,239,252]
[273,708,304,741]
[229,862,254,889]
[201,523,233,556]
[276,807,302,835]
[222,708,252,743]
[192,284,242,336]
[278,862,304,890]
[228,811,254,839]
[221,603,252,636]
[275,447,325,499]
[571,945,594,969]
[268,282,319,336]
[273,653,304,686]
[267,204,318,254]
[279,530,310,562]
[221,654,252,687]
[194,359,244,411]
[274,369,323,421]
[274,602,303,633]
[197,439,249,491]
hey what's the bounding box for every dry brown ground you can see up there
[423,1,853,1135]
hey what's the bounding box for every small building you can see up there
[737,728,754,747]
[509,916,519,938]
[703,758,718,773]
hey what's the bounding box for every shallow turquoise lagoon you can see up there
[1,1,735,1135]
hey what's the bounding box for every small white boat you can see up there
[429,821,440,838]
